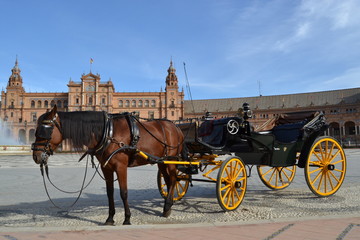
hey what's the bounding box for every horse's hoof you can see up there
[162,209,171,218]
[104,220,115,226]
[123,221,131,225]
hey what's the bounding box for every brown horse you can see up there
[32,105,184,225]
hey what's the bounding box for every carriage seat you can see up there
[198,117,240,147]
[272,121,306,143]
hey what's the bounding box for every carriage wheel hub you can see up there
[234,181,242,188]
[327,164,335,170]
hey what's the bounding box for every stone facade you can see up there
[0,59,184,146]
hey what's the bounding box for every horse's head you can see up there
[32,105,63,165]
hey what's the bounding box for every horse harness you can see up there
[90,112,180,167]
[78,112,141,166]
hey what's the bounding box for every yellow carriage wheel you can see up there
[216,156,247,211]
[157,169,190,201]
[257,165,296,190]
[305,136,346,197]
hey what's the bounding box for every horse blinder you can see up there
[35,124,54,140]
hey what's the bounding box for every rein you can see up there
[134,117,184,149]
[40,156,96,210]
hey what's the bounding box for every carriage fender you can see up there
[297,125,328,168]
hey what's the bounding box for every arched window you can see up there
[51,100,55,107]
[145,100,149,107]
[37,100,42,108]
[132,100,136,107]
[31,100,35,108]
[119,100,123,107]
[329,122,340,137]
[29,129,36,143]
[138,100,143,107]
[57,100,62,108]
[345,121,356,135]
[18,129,26,144]
[125,100,130,107]
[151,100,156,107]
[44,100,49,108]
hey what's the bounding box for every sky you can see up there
[0,0,359,100]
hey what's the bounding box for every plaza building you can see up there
[1,58,359,148]
[0,59,184,147]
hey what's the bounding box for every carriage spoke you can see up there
[317,171,325,191]
[232,162,238,177]
[283,167,293,179]
[223,188,231,204]
[329,150,341,164]
[311,169,323,185]
[309,167,322,175]
[225,167,231,179]
[334,168,345,174]
[319,145,326,161]
[221,183,231,192]
[327,143,336,160]
[263,167,273,177]
[327,171,334,190]
[268,168,276,183]
[233,165,243,180]
[329,170,340,184]
[312,151,322,162]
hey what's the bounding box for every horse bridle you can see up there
[31,113,62,160]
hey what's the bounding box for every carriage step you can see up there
[177,164,199,174]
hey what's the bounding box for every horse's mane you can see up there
[57,111,105,149]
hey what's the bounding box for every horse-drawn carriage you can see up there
[158,103,347,211]
[32,103,346,225]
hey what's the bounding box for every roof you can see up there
[184,87,360,114]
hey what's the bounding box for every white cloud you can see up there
[274,22,311,52]
[325,67,360,86]
[300,0,360,30]
[274,0,360,53]
[309,66,360,92]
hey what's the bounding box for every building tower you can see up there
[163,60,184,120]
[1,58,25,123]
[0,57,27,143]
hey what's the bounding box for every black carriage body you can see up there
[179,110,327,168]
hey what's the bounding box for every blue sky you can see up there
[0,0,359,100]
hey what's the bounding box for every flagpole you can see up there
[90,58,93,73]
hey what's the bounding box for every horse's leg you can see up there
[115,163,131,225]
[102,167,116,225]
[158,163,177,217]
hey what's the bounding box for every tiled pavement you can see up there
[1,215,360,240]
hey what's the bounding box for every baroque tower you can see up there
[162,60,184,120]
[1,58,25,123]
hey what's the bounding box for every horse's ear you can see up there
[49,105,58,117]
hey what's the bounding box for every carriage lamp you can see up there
[242,103,252,120]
